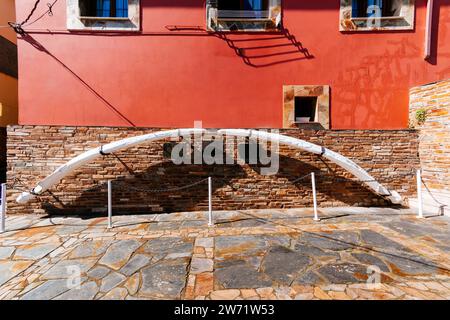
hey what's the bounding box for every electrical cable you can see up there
[5,0,57,34]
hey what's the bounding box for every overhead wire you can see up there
[3,1,57,34]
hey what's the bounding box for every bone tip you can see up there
[389,191,403,205]
[16,192,34,204]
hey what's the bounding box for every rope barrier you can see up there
[7,0,57,34]
[287,172,313,183]
[278,170,417,184]
[112,178,210,194]
[4,170,419,202]
[420,175,448,208]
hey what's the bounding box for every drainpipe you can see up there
[424,0,434,60]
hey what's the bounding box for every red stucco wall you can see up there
[15,0,450,129]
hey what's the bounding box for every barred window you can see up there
[68,0,139,31]
[352,0,402,18]
[79,0,129,18]
[207,0,282,32]
[340,0,414,32]
[218,1,269,12]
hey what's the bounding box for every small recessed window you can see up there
[294,97,318,123]
[283,85,330,129]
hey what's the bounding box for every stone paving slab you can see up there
[0,207,449,300]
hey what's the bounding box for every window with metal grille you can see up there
[217,0,270,19]
[79,0,129,18]
[352,0,402,18]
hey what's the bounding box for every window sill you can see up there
[208,19,281,33]
[68,17,140,32]
[79,16,130,21]
[218,18,272,22]
[350,16,405,21]
[340,16,414,32]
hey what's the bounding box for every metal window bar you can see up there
[352,0,400,18]
[96,0,128,18]
[218,10,270,19]
[96,0,111,17]
[116,0,128,18]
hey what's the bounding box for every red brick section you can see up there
[6,126,419,215]
[409,79,450,192]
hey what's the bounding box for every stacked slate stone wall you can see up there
[410,79,450,191]
[7,126,419,215]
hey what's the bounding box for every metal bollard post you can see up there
[208,177,213,226]
[311,173,320,221]
[108,180,113,228]
[1,183,6,233]
[417,169,424,219]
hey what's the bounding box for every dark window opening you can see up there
[217,0,270,19]
[79,0,128,18]
[218,0,269,11]
[352,0,402,18]
[295,97,317,123]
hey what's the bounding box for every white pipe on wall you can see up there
[1,183,6,233]
[311,172,319,221]
[108,180,113,229]
[208,176,213,226]
[417,169,424,218]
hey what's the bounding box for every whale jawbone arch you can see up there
[217,129,402,205]
[16,129,403,205]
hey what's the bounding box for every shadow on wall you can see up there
[334,37,422,128]
[38,154,389,217]
[23,17,314,70]
[19,33,136,127]
[162,25,314,67]
[213,28,314,68]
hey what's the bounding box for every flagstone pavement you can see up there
[0,207,449,300]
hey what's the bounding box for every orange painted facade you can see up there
[15,0,450,129]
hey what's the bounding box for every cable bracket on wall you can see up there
[8,22,25,35]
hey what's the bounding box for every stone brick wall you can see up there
[6,126,419,215]
[410,79,450,191]
[409,79,450,214]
